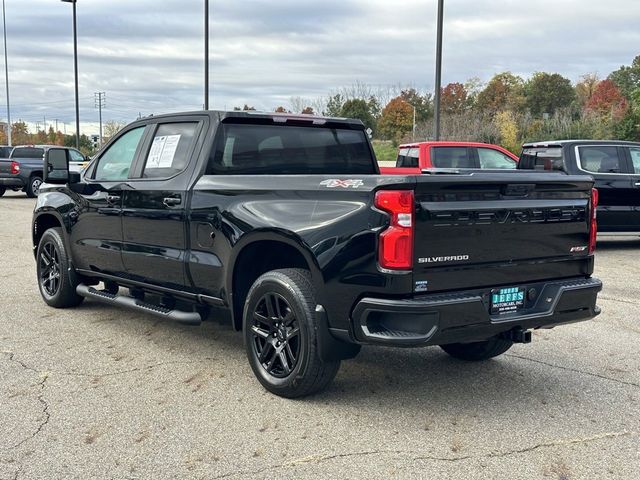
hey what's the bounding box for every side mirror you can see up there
[43,148,70,184]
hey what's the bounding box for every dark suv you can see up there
[519,140,640,234]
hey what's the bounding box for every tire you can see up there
[26,175,42,198]
[440,336,513,361]
[243,268,340,398]
[36,227,84,308]
[0,186,5,197]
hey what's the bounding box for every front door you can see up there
[70,126,147,275]
[624,146,640,231]
[121,119,205,289]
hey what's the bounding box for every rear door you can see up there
[121,117,207,288]
[574,145,633,232]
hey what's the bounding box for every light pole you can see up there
[2,0,11,146]
[433,0,444,140]
[61,0,80,149]
[204,0,209,110]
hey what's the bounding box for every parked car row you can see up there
[0,145,89,197]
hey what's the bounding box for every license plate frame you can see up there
[490,287,525,315]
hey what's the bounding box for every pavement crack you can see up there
[1,353,50,451]
[505,353,640,389]
[598,295,640,307]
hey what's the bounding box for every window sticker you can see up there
[147,134,181,168]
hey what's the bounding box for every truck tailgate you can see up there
[413,173,594,293]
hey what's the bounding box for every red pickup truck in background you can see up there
[379,141,519,174]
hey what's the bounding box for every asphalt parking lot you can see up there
[1,190,639,480]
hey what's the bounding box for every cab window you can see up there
[629,147,640,174]
[94,127,145,181]
[477,148,516,169]
[141,122,199,178]
[432,147,473,168]
[578,146,623,174]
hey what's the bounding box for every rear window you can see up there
[11,147,44,159]
[518,147,564,171]
[432,147,473,168]
[207,123,375,174]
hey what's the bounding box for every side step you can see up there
[76,284,202,326]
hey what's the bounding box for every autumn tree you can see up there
[301,106,314,115]
[104,120,125,141]
[377,97,414,144]
[399,88,432,121]
[476,72,526,113]
[440,82,468,115]
[525,72,575,116]
[274,106,289,113]
[11,121,30,145]
[340,98,376,130]
[575,73,600,107]
[584,79,628,120]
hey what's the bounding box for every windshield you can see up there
[208,123,376,174]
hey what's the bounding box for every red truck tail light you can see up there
[589,188,598,254]
[10,161,20,175]
[374,190,414,270]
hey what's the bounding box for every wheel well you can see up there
[30,170,43,178]
[33,214,62,253]
[232,241,310,331]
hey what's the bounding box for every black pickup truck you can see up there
[33,111,602,397]
[519,140,640,234]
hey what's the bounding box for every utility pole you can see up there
[433,0,444,140]
[204,0,209,110]
[43,115,46,133]
[54,118,58,132]
[94,91,105,147]
[2,0,11,146]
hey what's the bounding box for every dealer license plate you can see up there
[490,287,525,315]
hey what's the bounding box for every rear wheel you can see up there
[440,336,513,361]
[26,175,42,198]
[36,227,83,308]
[243,268,340,398]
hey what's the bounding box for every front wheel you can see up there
[26,175,42,198]
[440,336,513,361]
[36,227,84,308]
[243,268,340,398]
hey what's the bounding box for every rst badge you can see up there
[320,179,364,189]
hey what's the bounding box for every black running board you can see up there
[76,284,202,326]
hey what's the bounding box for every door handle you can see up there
[163,196,182,207]
[106,194,121,204]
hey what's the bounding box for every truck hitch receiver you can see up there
[500,328,532,344]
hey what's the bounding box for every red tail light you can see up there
[375,190,414,270]
[589,188,598,254]
[10,161,20,175]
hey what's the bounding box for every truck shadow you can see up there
[75,301,583,414]
[596,238,640,250]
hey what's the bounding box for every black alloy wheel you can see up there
[250,292,301,378]
[39,240,61,297]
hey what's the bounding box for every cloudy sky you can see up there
[3,0,640,135]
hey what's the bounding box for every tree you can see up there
[440,82,468,115]
[377,97,414,144]
[11,121,29,145]
[525,72,575,116]
[464,77,484,109]
[584,79,628,120]
[608,55,640,98]
[399,88,432,121]
[324,94,344,117]
[274,106,290,113]
[575,73,600,108]
[301,106,314,115]
[104,120,125,141]
[476,72,526,114]
[340,98,376,131]
[494,111,519,153]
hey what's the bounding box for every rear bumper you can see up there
[346,277,602,347]
[0,176,24,187]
